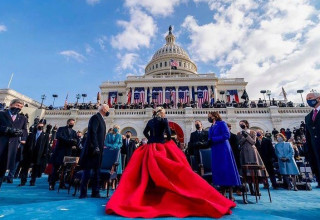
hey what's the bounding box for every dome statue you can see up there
[145,26,197,76]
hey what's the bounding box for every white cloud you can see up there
[117,53,139,71]
[183,0,320,102]
[85,44,94,54]
[111,9,157,51]
[60,50,86,62]
[86,0,100,6]
[0,25,7,32]
[124,0,185,17]
[96,35,107,51]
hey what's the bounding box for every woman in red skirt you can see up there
[106,107,236,218]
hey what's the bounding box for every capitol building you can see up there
[0,27,310,144]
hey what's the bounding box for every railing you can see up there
[235,108,270,114]
[45,110,71,116]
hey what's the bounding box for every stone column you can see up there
[131,87,134,104]
[144,87,148,104]
[269,106,282,130]
[175,86,179,107]
[188,86,192,103]
[162,87,165,104]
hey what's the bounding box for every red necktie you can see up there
[312,109,318,122]
[11,115,16,121]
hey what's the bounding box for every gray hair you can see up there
[10,99,24,106]
[153,106,165,118]
[98,104,109,111]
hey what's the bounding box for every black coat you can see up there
[143,117,171,144]
[23,131,49,165]
[256,137,276,175]
[0,110,28,173]
[51,126,77,166]
[229,132,241,169]
[305,110,320,179]
[79,113,106,169]
[121,139,136,166]
[188,130,209,155]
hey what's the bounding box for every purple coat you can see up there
[209,120,241,186]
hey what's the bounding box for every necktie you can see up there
[11,115,16,121]
[36,132,40,141]
[312,109,318,122]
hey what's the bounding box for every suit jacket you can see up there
[143,117,171,144]
[305,109,320,178]
[121,138,136,167]
[23,131,49,165]
[0,110,28,171]
[229,132,240,169]
[51,126,77,166]
[256,137,276,174]
[188,130,208,155]
[79,113,106,169]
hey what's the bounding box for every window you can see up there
[156,64,158,68]
[152,65,154,70]
[160,63,162,68]
[179,62,182,66]
[184,63,186,67]
[165,62,167,67]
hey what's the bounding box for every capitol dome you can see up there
[145,26,198,76]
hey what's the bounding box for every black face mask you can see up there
[195,124,201,130]
[208,117,214,123]
[240,124,246,129]
[126,134,130,138]
[68,124,74,128]
[105,111,110,117]
[10,107,21,115]
[37,126,43,131]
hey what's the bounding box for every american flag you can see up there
[165,89,176,104]
[170,59,178,70]
[152,90,163,104]
[178,90,189,103]
[134,89,145,104]
[197,89,209,108]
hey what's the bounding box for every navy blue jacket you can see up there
[79,113,106,169]
[143,117,171,144]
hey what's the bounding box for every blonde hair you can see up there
[153,106,165,118]
[113,124,120,130]
[277,133,287,141]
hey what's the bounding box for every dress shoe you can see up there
[19,182,26,187]
[6,178,13,184]
[49,185,55,191]
[91,193,101,198]
[79,194,87,199]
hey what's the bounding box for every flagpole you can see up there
[7,73,14,88]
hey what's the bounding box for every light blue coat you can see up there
[275,142,299,175]
[104,133,123,174]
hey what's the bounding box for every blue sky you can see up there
[1,0,320,106]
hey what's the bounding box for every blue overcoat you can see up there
[209,120,241,186]
[275,142,299,175]
[105,133,123,174]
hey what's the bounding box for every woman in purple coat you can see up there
[208,112,241,201]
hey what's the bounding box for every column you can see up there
[144,87,148,103]
[131,87,134,104]
[175,86,179,107]
[162,87,165,104]
[188,86,192,103]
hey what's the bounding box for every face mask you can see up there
[208,117,214,123]
[113,128,118,133]
[257,133,261,137]
[126,134,130,138]
[105,111,110,117]
[195,124,201,130]
[307,99,318,108]
[277,137,283,142]
[37,126,43,131]
[10,107,21,115]
[240,124,246,129]
[68,124,74,128]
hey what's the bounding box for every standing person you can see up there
[227,123,241,171]
[188,120,208,165]
[49,119,78,190]
[50,125,58,144]
[305,91,320,188]
[20,120,49,186]
[255,130,278,189]
[106,107,236,218]
[275,134,299,191]
[0,99,28,187]
[105,125,122,175]
[208,112,241,201]
[237,120,267,195]
[79,104,109,198]
[121,131,136,168]
[272,128,279,141]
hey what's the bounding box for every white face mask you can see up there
[277,137,284,142]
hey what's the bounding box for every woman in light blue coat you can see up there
[104,125,123,175]
[275,133,299,191]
